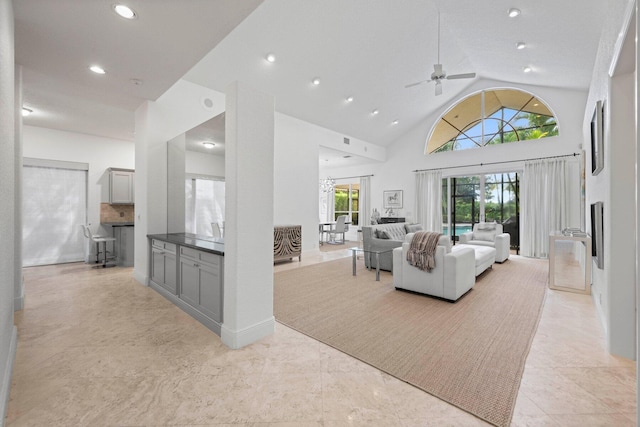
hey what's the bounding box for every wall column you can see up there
[14,64,23,311]
[221,81,275,349]
[0,0,17,420]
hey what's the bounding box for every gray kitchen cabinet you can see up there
[109,168,135,204]
[178,246,223,323]
[150,239,177,294]
[179,257,200,307]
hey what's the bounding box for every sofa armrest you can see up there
[459,231,473,244]
[443,247,475,301]
[494,233,510,263]
[392,247,403,287]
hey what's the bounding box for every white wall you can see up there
[584,0,637,359]
[186,150,224,176]
[0,0,16,420]
[23,126,135,241]
[273,114,322,251]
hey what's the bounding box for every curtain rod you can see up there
[331,174,374,180]
[412,152,581,173]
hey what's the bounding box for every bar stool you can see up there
[81,224,116,268]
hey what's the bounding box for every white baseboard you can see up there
[13,295,23,312]
[133,269,148,287]
[221,316,275,349]
[1,326,18,426]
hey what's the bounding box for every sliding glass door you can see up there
[443,172,520,251]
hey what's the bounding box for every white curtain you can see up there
[415,170,443,231]
[185,177,225,236]
[521,158,569,258]
[326,190,335,222]
[23,165,87,266]
[359,176,371,227]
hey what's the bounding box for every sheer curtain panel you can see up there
[521,158,570,258]
[415,170,443,232]
[359,176,371,227]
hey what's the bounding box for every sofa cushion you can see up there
[379,224,406,240]
[467,239,495,248]
[405,223,423,233]
[477,222,497,231]
[474,229,497,242]
[438,235,452,253]
[378,230,390,239]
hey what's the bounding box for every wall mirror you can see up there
[167,112,226,237]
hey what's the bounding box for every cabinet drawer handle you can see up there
[193,262,199,268]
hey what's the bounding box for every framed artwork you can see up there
[590,201,604,269]
[383,190,403,209]
[590,100,604,175]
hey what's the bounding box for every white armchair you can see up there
[459,222,510,263]
[393,233,475,302]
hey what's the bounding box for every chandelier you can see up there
[319,176,335,193]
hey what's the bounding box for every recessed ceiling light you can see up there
[346,96,354,102]
[265,53,276,63]
[113,4,137,19]
[508,8,521,18]
[516,42,526,50]
[312,77,320,85]
[523,66,532,73]
[21,107,32,117]
[371,109,379,116]
[89,65,106,74]
[202,142,215,149]
[392,120,399,125]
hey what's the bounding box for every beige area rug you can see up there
[274,255,548,427]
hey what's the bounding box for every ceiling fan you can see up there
[405,13,476,96]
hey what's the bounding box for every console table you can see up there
[549,232,592,294]
[274,225,302,262]
[379,217,405,224]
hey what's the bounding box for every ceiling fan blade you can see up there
[446,72,476,80]
[435,81,443,96]
[404,79,430,88]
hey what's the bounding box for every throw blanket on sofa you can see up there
[407,231,442,271]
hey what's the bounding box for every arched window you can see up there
[427,88,558,153]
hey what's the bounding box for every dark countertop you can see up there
[103,222,135,226]
[148,233,224,256]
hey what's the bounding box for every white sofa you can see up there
[459,222,510,263]
[392,233,475,302]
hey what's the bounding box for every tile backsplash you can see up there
[100,203,135,223]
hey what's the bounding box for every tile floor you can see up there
[5,249,637,426]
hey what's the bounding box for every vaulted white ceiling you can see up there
[15,0,610,151]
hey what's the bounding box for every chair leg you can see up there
[94,242,101,263]
[101,242,108,266]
